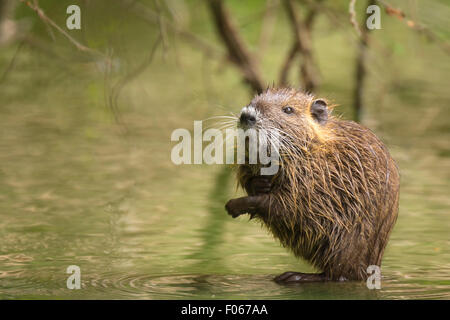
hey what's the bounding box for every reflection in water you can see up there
[188,167,232,272]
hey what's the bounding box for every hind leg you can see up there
[274,272,331,283]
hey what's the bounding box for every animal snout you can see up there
[239,112,256,127]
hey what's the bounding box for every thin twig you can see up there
[154,0,170,60]
[32,0,55,41]
[376,0,450,55]
[122,0,225,61]
[349,0,362,37]
[19,0,105,59]
[107,35,162,132]
[353,0,376,122]
[0,40,25,84]
[279,42,298,86]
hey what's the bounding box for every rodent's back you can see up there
[264,119,399,280]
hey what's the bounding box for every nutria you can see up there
[225,87,400,283]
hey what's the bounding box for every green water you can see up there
[0,0,449,299]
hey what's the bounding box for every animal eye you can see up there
[283,106,294,114]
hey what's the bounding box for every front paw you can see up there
[248,176,272,195]
[225,198,246,218]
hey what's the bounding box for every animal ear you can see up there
[311,99,328,125]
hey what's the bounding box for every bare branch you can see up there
[279,0,322,86]
[207,0,265,94]
[19,0,105,59]
[257,0,279,63]
[122,0,225,61]
[303,0,323,31]
[278,42,298,86]
[106,35,162,134]
[349,0,361,37]
[353,0,376,122]
[0,40,24,84]
[376,0,450,55]
[282,0,320,92]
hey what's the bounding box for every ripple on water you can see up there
[68,273,450,299]
[84,273,278,299]
[0,270,449,299]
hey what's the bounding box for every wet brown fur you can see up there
[236,88,400,281]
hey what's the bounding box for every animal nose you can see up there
[240,112,256,126]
